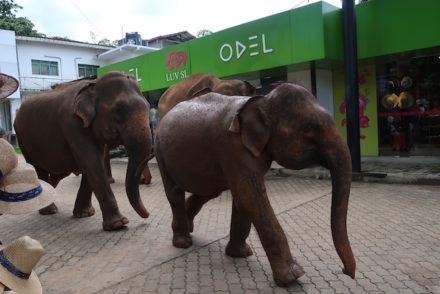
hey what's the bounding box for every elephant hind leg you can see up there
[156,155,191,248]
[73,175,95,218]
[33,166,64,215]
[186,193,220,232]
[140,165,152,185]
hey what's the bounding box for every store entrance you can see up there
[377,54,440,156]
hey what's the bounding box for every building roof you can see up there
[15,36,114,50]
[97,43,159,62]
[148,31,195,43]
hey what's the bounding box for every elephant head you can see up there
[73,71,151,218]
[158,73,256,118]
[229,83,356,278]
[186,74,255,98]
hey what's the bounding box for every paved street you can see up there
[1,158,439,293]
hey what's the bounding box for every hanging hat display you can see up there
[381,93,399,110]
[398,91,415,109]
[0,74,19,100]
[400,76,413,90]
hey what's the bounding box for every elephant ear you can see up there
[73,82,96,128]
[186,75,215,98]
[243,80,256,96]
[228,96,270,157]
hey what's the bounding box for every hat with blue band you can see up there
[0,236,44,294]
[0,139,18,181]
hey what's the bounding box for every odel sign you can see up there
[219,33,273,62]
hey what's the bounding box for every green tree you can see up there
[0,0,45,37]
[196,29,213,38]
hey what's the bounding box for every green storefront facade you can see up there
[99,0,440,157]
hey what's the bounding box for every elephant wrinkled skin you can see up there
[157,73,255,118]
[14,71,152,231]
[155,83,355,286]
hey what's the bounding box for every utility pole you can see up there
[342,0,361,172]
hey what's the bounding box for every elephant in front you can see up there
[14,71,151,230]
[157,73,255,118]
[155,83,355,286]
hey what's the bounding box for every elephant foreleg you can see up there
[225,200,253,257]
[140,165,152,185]
[73,175,95,218]
[103,145,115,184]
[230,174,304,287]
[186,193,219,232]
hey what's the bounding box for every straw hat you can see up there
[398,91,415,109]
[0,140,56,215]
[0,139,18,180]
[381,93,399,110]
[0,73,19,100]
[0,236,44,294]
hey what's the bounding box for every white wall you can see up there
[315,69,334,116]
[287,70,312,91]
[16,40,107,90]
[0,30,20,133]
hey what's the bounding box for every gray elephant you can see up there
[157,73,255,118]
[14,71,151,230]
[155,83,355,286]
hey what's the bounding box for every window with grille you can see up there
[31,60,59,76]
[78,64,99,78]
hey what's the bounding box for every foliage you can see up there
[97,38,117,47]
[0,0,45,37]
[196,29,213,38]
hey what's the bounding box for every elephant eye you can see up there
[307,123,319,131]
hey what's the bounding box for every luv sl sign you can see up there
[165,51,188,82]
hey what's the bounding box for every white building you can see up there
[0,29,112,142]
[0,30,20,136]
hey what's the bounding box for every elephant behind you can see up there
[157,73,255,118]
[155,83,355,286]
[14,71,151,231]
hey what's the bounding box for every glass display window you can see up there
[377,54,440,155]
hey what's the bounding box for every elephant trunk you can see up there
[122,114,152,219]
[324,129,356,279]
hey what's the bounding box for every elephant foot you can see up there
[273,261,305,287]
[102,215,129,231]
[225,242,253,258]
[108,177,115,184]
[172,233,192,248]
[39,203,58,215]
[139,176,151,185]
[188,219,194,233]
[73,206,95,218]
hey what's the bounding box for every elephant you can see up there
[154,83,355,286]
[157,73,255,118]
[14,71,151,231]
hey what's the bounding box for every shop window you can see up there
[31,60,59,76]
[78,64,99,78]
[377,55,440,155]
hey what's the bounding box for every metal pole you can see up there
[342,0,361,172]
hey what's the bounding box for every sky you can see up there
[14,0,342,44]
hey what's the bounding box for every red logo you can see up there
[167,51,187,70]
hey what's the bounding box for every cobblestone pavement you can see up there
[1,159,439,293]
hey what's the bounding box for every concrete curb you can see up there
[111,157,440,185]
[275,168,440,185]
